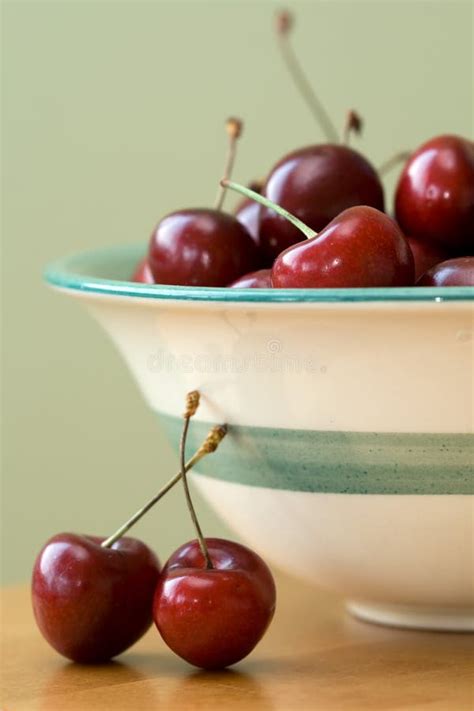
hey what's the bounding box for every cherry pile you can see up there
[132,11,473,289]
[32,393,276,668]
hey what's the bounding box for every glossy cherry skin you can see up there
[395,135,474,251]
[235,200,261,243]
[32,533,160,663]
[131,257,155,283]
[153,538,276,670]
[234,200,271,268]
[234,180,264,248]
[417,257,474,286]
[406,235,451,282]
[229,269,272,288]
[148,209,260,287]
[260,145,385,261]
[272,206,414,289]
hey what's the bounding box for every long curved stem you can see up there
[101,424,227,549]
[214,117,242,211]
[221,180,317,240]
[276,12,339,143]
[179,415,214,569]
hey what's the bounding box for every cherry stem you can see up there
[179,392,214,569]
[221,179,317,240]
[276,10,339,143]
[378,150,411,177]
[214,117,243,211]
[101,420,227,549]
[342,110,363,146]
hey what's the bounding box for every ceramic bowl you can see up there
[45,245,474,631]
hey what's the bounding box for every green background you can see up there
[2,0,472,583]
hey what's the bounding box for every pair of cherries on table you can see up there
[32,394,276,669]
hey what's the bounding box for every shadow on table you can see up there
[36,657,150,693]
[33,656,169,711]
[161,668,275,710]
[38,653,275,709]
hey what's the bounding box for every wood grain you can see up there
[2,577,473,710]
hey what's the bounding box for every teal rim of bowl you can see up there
[44,244,474,303]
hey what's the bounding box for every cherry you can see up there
[148,119,259,287]
[260,145,385,261]
[406,235,451,282]
[273,207,414,288]
[229,269,272,288]
[153,391,275,670]
[223,181,414,288]
[31,418,227,664]
[417,257,474,286]
[148,210,259,287]
[395,135,474,252]
[32,534,160,663]
[154,538,276,670]
[131,257,155,284]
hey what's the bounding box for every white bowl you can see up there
[45,245,474,631]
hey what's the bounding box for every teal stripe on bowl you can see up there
[157,413,473,495]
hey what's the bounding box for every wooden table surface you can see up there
[1,578,473,711]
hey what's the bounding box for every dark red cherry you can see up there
[259,145,385,261]
[32,533,160,663]
[406,235,451,282]
[229,269,272,288]
[417,257,474,286]
[153,538,276,670]
[131,257,155,283]
[148,209,259,287]
[272,206,414,288]
[395,135,474,251]
[147,118,260,287]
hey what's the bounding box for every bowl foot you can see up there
[347,600,474,632]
